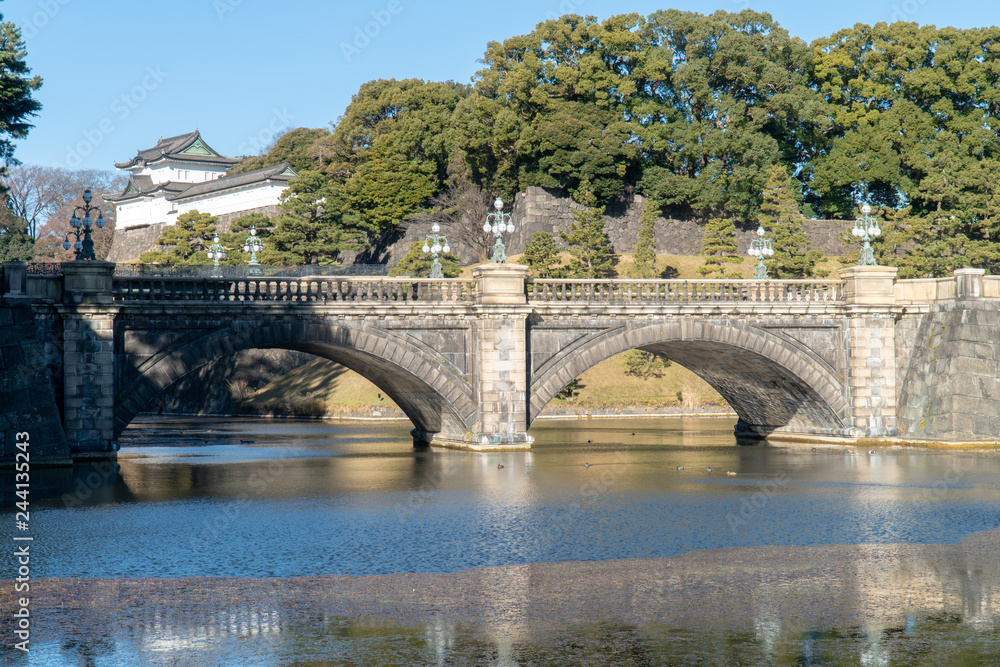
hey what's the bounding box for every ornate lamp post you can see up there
[747,225,774,279]
[62,189,105,260]
[242,225,263,276]
[207,235,226,277]
[852,203,881,266]
[483,197,514,263]
[421,223,450,279]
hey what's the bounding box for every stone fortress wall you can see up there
[107,188,849,266]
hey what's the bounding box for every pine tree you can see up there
[758,166,822,278]
[630,200,657,279]
[621,350,670,379]
[697,217,741,277]
[520,231,565,278]
[389,240,461,277]
[266,171,369,265]
[560,187,616,279]
[220,212,273,266]
[139,210,217,265]
[0,210,33,262]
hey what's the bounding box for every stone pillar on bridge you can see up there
[58,261,119,457]
[839,265,899,438]
[466,263,533,450]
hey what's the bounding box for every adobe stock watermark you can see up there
[544,0,587,20]
[889,0,930,22]
[60,66,169,169]
[525,453,630,558]
[188,460,285,551]
[236,108,295,156]
[214,0,243,20]
[726,471,790,533]
[340,0,404,63]
[19,0,72,39]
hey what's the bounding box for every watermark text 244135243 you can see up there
[13,431,32,653]
[340,1,404,63]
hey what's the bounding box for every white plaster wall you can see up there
[114,183,288,230]
[171,184,289,217]
[115,196,178,229]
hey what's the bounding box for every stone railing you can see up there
[526,279,844,303]
[893,277,958,304]
[111,276,477,304]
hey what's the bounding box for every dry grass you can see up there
[245,352,726,415]
[548,352,726,410]
[246,358,400,413]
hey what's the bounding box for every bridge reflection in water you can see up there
[19,540,1000,665]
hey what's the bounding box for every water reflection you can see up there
[11,537,1000,666]
[4,416,1000,663]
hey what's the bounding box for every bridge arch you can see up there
[115,319,475,443]
[529,319,851,437]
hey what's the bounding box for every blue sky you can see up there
[4,0,996,173]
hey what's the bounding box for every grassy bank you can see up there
[241,352,726,418]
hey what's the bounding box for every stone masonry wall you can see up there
[897,302,1000,440]
[112,187,849,268]
[107,205,283,263]
[371,187,849,268]
[0,300,69,466]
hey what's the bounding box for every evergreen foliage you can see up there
[630,201,658,279]
[388,240,461,277]
[0,210,33,262]
[758,166,823,278]
[228,128,330,175]
[621,350,670,379]
[559,188,616,279]
[520,231,565,279]
[0,19,42,184]
[220,212,273,266]
[266,171,369,265]
[342,151,437,229]
[697,217,741,278]
[139,210,217,265]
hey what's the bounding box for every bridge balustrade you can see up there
[525,279,844,303]
[111,276,477,304]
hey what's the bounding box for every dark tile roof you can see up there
[114,130,238,169]
[167,162,298,202]
[106,176,189,202]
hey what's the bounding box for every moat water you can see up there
[3,416,1000,665]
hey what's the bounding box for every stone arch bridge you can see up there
[5,261,998,459]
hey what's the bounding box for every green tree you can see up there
[520,231,565,279]
[810,23,1000,218]
[267,171,368,265]
[139,210,217,265]
[388,240,460,277]
[697,217,742,277]
[621,350,670,379]
[0,209,33,261]
[220,212,274,265]
[636,10,829,218]
[560,188,616,278]
[758,166,822,278]
[342,151,437,231]
[0,18,42,184]
[630,201,658,279]
[228,127,329,175]
[319,78,468,183]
